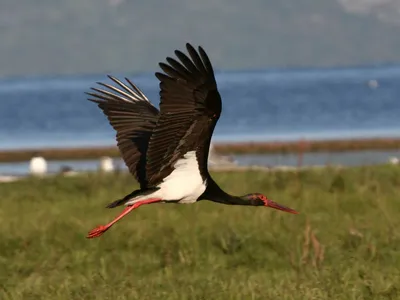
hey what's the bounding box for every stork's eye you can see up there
[259,195,267,201]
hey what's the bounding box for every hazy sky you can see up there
[1,0,400,77]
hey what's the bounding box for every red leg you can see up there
[86,198,161,239]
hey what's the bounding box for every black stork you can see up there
[86,43,298,238]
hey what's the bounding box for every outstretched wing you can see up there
[86,76,159,187]
[145,43,222,186]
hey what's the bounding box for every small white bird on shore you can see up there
[388,157,399,165]
[99,156,115,173]
[29,155,47,176]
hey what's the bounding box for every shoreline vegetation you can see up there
[0,137,399,163]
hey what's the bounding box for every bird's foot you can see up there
[87,225,110,239]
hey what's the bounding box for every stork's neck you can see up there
[201,179,260,206]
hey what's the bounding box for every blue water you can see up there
[1,65,400,150]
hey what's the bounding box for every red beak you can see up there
[264,199,299,214]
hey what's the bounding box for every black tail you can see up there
[106,187,160,208]
[106,198,130,208]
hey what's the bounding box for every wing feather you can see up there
[145,43,222,186]
[86,76,159,187]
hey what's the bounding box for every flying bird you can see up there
[86,43,298,238]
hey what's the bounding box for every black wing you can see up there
[145,43,222,186]
[86,76,159,188]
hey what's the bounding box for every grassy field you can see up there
[1,166,400,299]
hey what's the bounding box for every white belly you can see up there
[126,151,206,205]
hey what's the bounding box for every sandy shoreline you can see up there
[0,137,399,163]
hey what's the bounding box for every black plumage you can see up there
[87,76,158,187]
[146,43,221,185]
[86,43,298,239]
[87,44,220,188]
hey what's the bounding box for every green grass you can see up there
[1,166,400,299]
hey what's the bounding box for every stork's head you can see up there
[243,193,298,214]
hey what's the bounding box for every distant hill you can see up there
[1,0,400,77]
